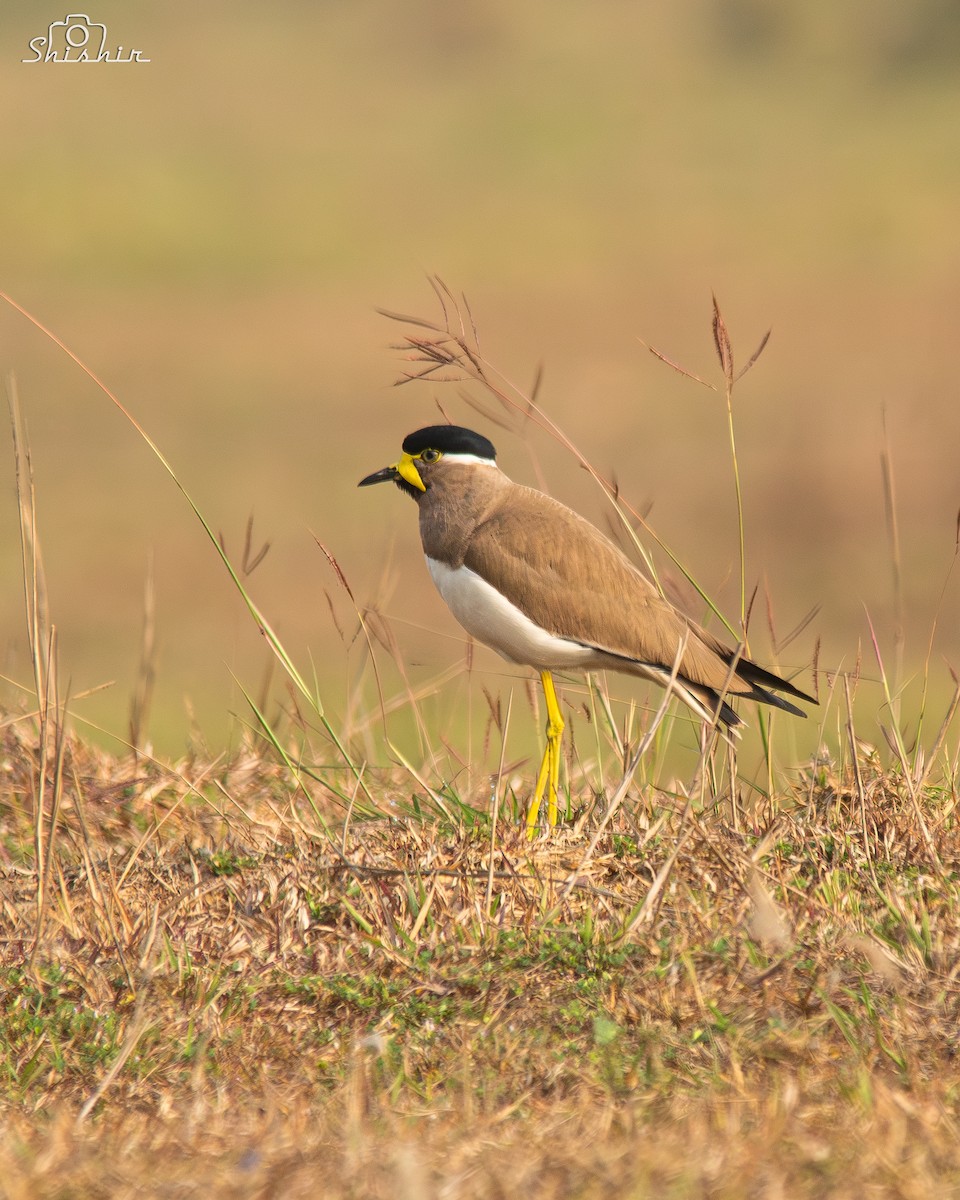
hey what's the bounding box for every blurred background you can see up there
[1,0,959,765]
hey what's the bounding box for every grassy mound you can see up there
[1,708,958,1198]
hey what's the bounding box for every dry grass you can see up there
[1,703,959,1199]
[2,285,959,1197]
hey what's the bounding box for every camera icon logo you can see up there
[47,14,107,60]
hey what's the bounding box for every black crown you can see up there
[401,426,496,461]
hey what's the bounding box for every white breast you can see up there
[426,557,597,670]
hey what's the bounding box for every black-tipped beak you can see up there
[358,466,398,487]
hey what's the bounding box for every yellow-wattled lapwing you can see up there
[359,425,815,830]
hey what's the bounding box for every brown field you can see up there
[3,299,960,1196]
[3,4,960,1195]
[2,671,959,1197]
[2,1,960,758]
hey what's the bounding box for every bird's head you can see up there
[358,425,498,499]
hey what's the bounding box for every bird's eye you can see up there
[420,448,441,463]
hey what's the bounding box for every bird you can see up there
[359,425,815,830]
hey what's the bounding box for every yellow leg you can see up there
[526,670,565,834]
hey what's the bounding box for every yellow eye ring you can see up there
[420,447,441,463]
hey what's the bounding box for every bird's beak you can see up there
[358,465,399,487]
[358,453,426,493]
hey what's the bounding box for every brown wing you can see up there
[462,485,758,696]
